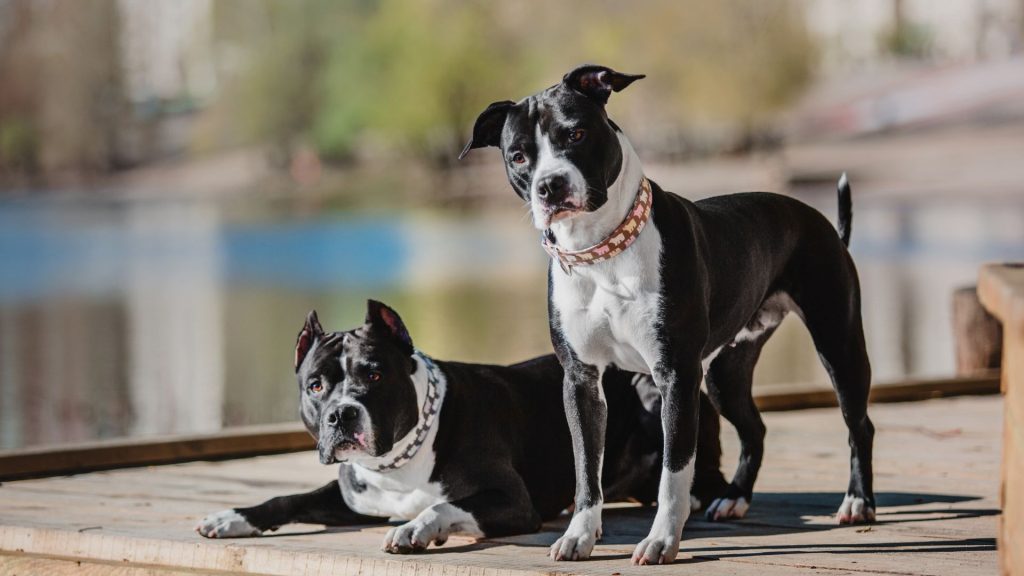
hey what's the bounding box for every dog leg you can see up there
[703,331,774,521]
[382,502,483,553]
[550,362,606,562]
[383,472,540,554]
[196,480,380,538]
[632,361,701,566]
[792,275,875,524]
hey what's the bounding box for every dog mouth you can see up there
[335,432,369,453]
[549,207,583,224]
[320,432,371,464]
[539,202,585,228]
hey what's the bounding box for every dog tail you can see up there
[836,172,852,247]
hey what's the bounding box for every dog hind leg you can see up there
[790,265,875,524]
[703,328,775,521]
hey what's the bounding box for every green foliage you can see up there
[214,0,816,163]
[313,0,538,163]
[0,118,39,174]
[879,23,933,59]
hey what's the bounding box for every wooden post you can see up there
[953,285,1003,375]
[978,263,1024,576]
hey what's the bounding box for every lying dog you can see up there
[461,64,874,564]
[196,301,727,553]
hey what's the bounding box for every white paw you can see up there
[837,494,875,524]
[631,526,680,565]
[382,517,448,554]
[705,496,749,521]
[549,506,601,561]
[195,509,261,538]
[689,495,702,512]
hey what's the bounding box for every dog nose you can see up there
[327,405,361,427]
[537,175,570,204]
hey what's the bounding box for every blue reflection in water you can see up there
[223,219,406,290]
[0,203,408,300]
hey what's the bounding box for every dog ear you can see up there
[295,310,324,372]
[562,65,644,105]
[459,100,515,160]
[365,300,414,355]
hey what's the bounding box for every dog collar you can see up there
[360,351,442,472]
[541,177,653,275]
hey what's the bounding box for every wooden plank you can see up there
[755,373,1000,412]
[0,423,314,482]
[0,395,1002,576]
[0,553,231,576]
[0,375,1000,482]
[977,262,1024,576]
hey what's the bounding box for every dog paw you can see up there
[631,531,680,565]
[195,509,261,538]
[689,494,702,512]
[382,518,447,554]
[549,507,601,561]
[837,494,875,524]
[704,496,749,521]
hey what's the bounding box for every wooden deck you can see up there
[0,395,1000,575]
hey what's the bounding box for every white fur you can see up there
[548,504,602,561]
[339,355,447,521]
[705,496,750,521]
[195,509,260,538]
[383,502,483,552]
[632,462,694,565]
[837,493,875,524]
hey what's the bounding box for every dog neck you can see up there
[548,131,645,252]
[345,351,445,473]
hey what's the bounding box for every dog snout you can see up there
[327,404,361,428]
[537,174,571,204]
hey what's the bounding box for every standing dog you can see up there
[196,301,728,553]
[461,65,874,565]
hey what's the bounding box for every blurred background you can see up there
[1,0,1022,450]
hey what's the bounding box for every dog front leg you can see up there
[383,480,541,554]
[196,480,380,538]
[550,362,606,561]
[632,360,702,565]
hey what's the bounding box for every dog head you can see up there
[460,64,644,230]
[294,302,420,465]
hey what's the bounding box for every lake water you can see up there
[1,188,1021,450]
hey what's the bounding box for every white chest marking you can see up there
[552,226,666,374]
[337,358,448,521]
[339,456,445,521]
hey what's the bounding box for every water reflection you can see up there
[0,191,1021,450]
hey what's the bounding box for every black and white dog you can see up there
[461,65,874,565]
[196,301,728,553]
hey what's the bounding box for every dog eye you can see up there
[308,378,324,393]
[367,370,382,383]
[569,129,586,143]
[510,151,526,165]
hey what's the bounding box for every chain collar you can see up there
[541,177,653,275]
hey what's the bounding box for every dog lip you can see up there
[548,209,581,224]
[545,203,585,224]
[332,436,368,457]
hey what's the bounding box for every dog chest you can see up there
[338,459,446,521]
[551,229,664,374]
